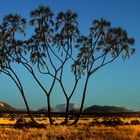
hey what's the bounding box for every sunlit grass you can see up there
[0,118,15,125]
[0,116,140,139]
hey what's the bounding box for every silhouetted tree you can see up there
[0,15,37,124]
[71,18,135,124]
[0,6,135,126]
[18,6,55,125]
[53,10,80,124]
[26,7,80,125]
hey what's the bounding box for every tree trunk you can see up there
[64,99,70,125]
[22,64,54,125]
[6,69,37,125]
[20,90,37,124]
[47,95,53,125]
[71,76,89,125]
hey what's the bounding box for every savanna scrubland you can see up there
[0,4,137,140]
[0,115,140,140]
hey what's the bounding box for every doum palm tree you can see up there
[54,10,80,124]
[23,6,55,125]
[0,7,135,126]
[0,14,37,124]
[71,18,135,124]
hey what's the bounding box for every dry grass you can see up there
[0,116,140,140]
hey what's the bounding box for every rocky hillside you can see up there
[0,101,17,111]
[55,103,79,112]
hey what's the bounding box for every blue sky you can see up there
[0,0,140,110]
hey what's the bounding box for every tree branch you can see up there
[90,50,122,75]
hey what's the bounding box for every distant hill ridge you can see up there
[0,101,17,111]
[83,105,132,113]
[55,103,79,112]
[0,101,133,113]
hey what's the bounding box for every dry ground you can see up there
[0,116,140,140]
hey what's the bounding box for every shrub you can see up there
[131,120,140,125]
[102,118,123,127]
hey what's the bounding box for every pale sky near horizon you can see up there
[0,0,140,111]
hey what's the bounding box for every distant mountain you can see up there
[37,107,54,112]
[0,101,133,113]
[55,103,79,112]
[0,101,17,111]
[83,105,132,113]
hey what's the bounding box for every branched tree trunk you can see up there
[3,69,37,124]
[22,63,54,125]
[31,71,54,125]
[71,75,90,125]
